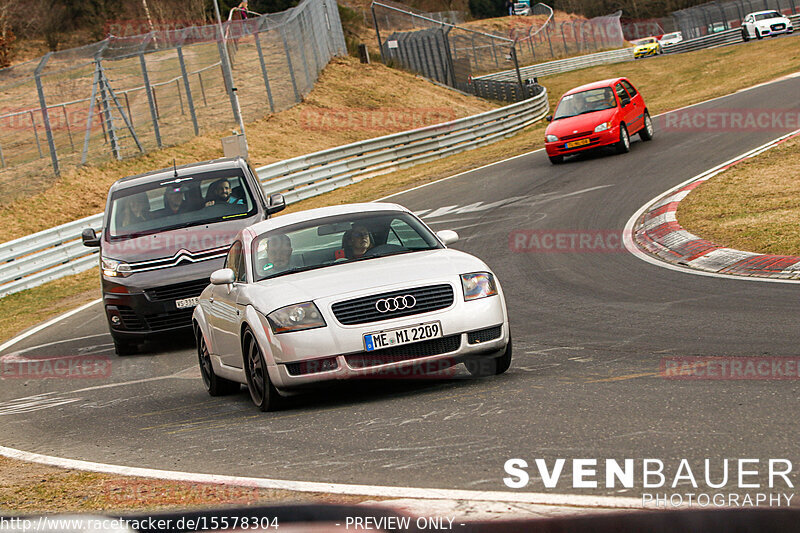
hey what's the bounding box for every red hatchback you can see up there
[544,78,653,164]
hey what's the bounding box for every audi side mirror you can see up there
[436,230,459,246]
[82,228,100,247]
[210,268,235,286]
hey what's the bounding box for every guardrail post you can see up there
[177,44,200,135]
[253,30,275,113]
[139,51,162,148]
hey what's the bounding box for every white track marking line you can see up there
[4,333,111,356]
[623,128,800,284]
[0,445,643,509]
[0,299,102,356]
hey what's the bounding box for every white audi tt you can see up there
[192,203,511,411]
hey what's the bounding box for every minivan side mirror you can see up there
[82,228,100,247]
[266,193,286,216]
[436,230,459,246]
[210,268,235,285]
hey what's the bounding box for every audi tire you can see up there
[465,338,512,377]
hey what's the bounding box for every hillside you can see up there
[0,55,495,240]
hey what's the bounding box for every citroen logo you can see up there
[375,295,416,313]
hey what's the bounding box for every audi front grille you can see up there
[345,335,462,368]
[331,284,454,325]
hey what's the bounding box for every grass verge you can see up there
[0,456,372,514]
[677,134,800,256]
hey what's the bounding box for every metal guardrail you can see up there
[0,91,549,298]
[479,13,798,82]
[475,48,635,83]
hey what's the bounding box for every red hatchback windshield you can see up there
[553,87,617,120]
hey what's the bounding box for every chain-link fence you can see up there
[672,0,799,39]
[0,0,346,205]
[371,1,623,100]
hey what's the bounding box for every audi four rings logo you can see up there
[375,295,416,313]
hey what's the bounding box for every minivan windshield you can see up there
[252,211,443,281]
[107,170,257,240]
[553,87,617,120]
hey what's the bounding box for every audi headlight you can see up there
[461,273,497,301]
[101,257,131,278]
[267,302,326,333]
[546,134,559,142]
[594,121,611,132]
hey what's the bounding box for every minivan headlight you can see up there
[461,273,498,301]
[101,257,131,278]
[267,302,326,333]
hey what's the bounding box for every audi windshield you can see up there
[107,170,258,240]
[252,211,443,281]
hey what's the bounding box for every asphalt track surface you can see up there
[3,75,800,498]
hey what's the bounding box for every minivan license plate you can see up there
[364,321,442,352]
[175,297,199,309]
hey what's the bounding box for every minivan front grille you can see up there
[146,278,209,301]
[117,306,145,331]
[331,284,454,325]
[144,309,194,331]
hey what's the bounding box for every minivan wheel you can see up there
[243,329,281,411]
[196,327,239,396]
[113,337,138,356]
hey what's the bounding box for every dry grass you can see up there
[0,268,99,344]
[0,55,494,241]
[536,35,800,115]
[678,135,800,256]
[0,456,373,514]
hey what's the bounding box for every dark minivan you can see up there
[82,157,285,355]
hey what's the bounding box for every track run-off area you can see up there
[2,73,800,505]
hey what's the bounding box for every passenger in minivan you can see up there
[205,179,244,206]
[154,187,188,217]
[118,193,151,227]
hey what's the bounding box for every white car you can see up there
[513,3,531,16]
[658,31,683,47]
[192,203,511,411]
[741,10,794,40]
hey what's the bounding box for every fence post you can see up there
[98,66,121,160]
[294,15,314,88]
[371,3,385,63]
[177,44,200,135]
[139,51,162,148]
[34,54,60,176]
[61,105,75,152]
[29,111,43,158]
[82,61,101,164]
[253,31,275,113]
[280,26,302,102]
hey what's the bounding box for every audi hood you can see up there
[245,248,494,315]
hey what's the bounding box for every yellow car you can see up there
[631,37,661,59]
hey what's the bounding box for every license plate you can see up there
[175,297,199,309]
[566,138,591,149]
[364,321,442,352]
